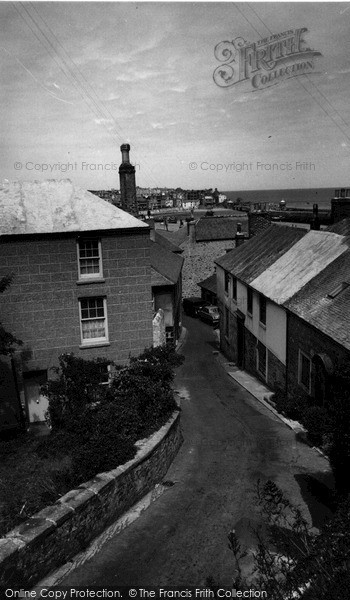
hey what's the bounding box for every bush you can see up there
[302,405,331,447]
[40,345,183,485]
[42,353,113,432]
[273,388,306,421]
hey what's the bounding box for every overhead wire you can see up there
[232,2,350,146]
[12,1,161,189]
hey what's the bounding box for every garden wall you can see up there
[0,410,182,587]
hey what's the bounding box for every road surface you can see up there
[59,316,333,587]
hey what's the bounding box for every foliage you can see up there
[301,405,331,448]
[327,375,350,495]
[273,387,306,422]
[0,344,183,535]
[0,434,72,536]
[41,345,182,485]
[0,274,22,356]
[228,480,350,600]
[42,353,113,431]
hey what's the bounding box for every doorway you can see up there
[23,370,48,423]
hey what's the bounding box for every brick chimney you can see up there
[235,222,245,247]
[331,188,350,223]
[119,143,138,215]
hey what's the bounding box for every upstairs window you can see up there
[78,239,102,280]
[231,276,237,301]
[247,288,253,315]
[224,272,230,294]
[79,297,108,344]
[259,294,266,325]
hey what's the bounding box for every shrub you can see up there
[273,388,306,421]
[39,345,183,485]
[42,353,113,432]
[302,405,331,447]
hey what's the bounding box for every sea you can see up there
[222,188,337,211]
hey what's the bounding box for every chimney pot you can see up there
[120,144,131,164]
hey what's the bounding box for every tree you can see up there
[0,274,22,356]
[228,480,350,600]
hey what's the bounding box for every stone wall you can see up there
[182,240,236,298]
[0,411,182,588]
[287,312,350,403]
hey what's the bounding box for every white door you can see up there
[24,370,49,423]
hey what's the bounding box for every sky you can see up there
[1,1,350,191]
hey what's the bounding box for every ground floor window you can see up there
[79,297,108,344]
[225,307,229,338]
[298,350,312,394]
[257,341,267,379]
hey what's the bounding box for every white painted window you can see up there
[247,287,253,316]
[78,239,103,279]
[298,350,312,394]
[79,297,108,344]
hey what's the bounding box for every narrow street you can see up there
[59,316,334,588]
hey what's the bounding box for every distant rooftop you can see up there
[195,216,246,242]
[150,240,184,286]
[198,273,217,295]
[0,180,147,236]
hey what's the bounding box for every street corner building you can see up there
[0,178,153,425]
[215,221,350,405]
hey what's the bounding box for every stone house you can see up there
[285,245,350,405]
[0,179,153,425]
[215,225,350,395]
[160,216,249,298]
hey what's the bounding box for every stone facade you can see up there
[0,411,182,588]
[0,229,153,422]
[1,230,153,369]
[182,240,236,298]
[287,312,350,404]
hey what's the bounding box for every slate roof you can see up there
[198,273,217,294]
[150,241,184,286]
[251,230,349,305]
[0,180,147,235]
[215,225,307,283]
[285,249,350,350]
[195,217,246,242]
[158,226,188,247]
[327,218,350,237]
[153,230,183,253]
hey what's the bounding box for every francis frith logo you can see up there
[213,28,322,91]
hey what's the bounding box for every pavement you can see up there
[39,316,334,589]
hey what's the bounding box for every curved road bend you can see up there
[59,315,333,587]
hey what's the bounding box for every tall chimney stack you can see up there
[119,143,138,215]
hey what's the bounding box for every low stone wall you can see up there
[0,411,182,588]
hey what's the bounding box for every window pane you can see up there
[82,319,106,339]
[79,240,101,277]
[259,295,266,324]
[247,289,253,314]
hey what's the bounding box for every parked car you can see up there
[183,297,209,317]
[197,305,220,327]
